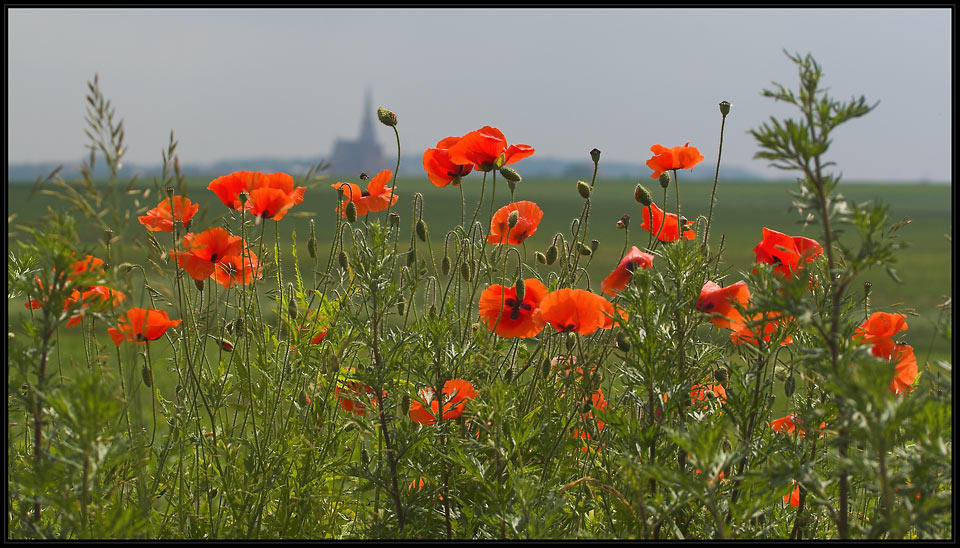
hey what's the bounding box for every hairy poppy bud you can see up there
[429,304,438,317]
[416,219,428,242]
[220,338,234,352]
[577,180,591,199]
[441,255,451,275]
[507,210,520,229]
[307,236,317,259]
[659,172,671,189]
[541,358,551,379]
[345,201,358,223]
[406,248,416,267]
[616,331,631,352]
[535,251,547,264]
[389,212,400,227]
[719,100,731,116]
[397,299,405,315]
[714,367,729,385]
[784,375,796,397]
[590,239,599,252]
[499,166,521,183]
[141,364,153,387]
[590,148,601,164]
[634,184,653,206]
[864,281,872,297]
[377,107,397,127]
[460,260,472,282]
[617,214,630,229]
[579,243,592,256]
[338,251,349,271]
[545,245,559,265]
[514,277,525,301]
[566,332,576,351]
[287,292,298,321]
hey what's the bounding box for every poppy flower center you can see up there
[504,298,532,321]
[136,333,148,342]
[625,261,638,273]
[209,253,219,262]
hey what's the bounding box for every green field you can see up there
[8,175,953,364]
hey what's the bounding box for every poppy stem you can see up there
[703,108,727,252]
[672,169,681,229]
[467,171,488,236]
[384,125,401,220]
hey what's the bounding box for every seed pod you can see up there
[514,277,526,301]
[460,260,472,282]
[416,219,428,242]
[577,180,591,199]
[141,364,153,387]
[864,281,872,297]
[545,245,559,265]
[590,148,601,164]
[719,100,731,116]
[535,251,547,264]
[345,201,358,223]
[634,184,653,206]
[441,255,451,275]
[389,212,400,227]
[579,243,592,256]
[616,331,631,352]
[784,375,796,397]
[590,239,599,252]
[714,367,729,385]
[338,251,349,270]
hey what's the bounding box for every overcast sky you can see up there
[7,8,953,182]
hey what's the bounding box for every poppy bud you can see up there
[296,390,307,407]
[397,299,405,315]
[659,172,671,189]
[118,262,136,273]
[864,281,872,297]
[714,367,729,385]
[719,101,731,116]
[406,248,416,267]
[287,296,299,321]
[416,219,428,242]
[535,251,547,264]
[617,214,630,229]
[504,210,520,231]
[377,107,397,127]
[441,256,451,275]
[504,368,513,383]
[541,358,551,379]
[579,243,592,256]
[307,236,317,259]
[141,364,153,387]
[338,251,349,271]
[590,239,599,252]
[565,332,576,351]
[784,375,796,397]
[429,304,438,317]
[634,184,653,206]
[616,331,631,352]
[345,201,358,223]
[460,260,472,282]
[195,278,204,292]
[514,277,525,301]
[590,148,601,164]
[577,180,591,199]
[220,338,234,352]
[389,212,400,227]
[499,166,522,183]
[545,245,559,266]
[103,228,113,245]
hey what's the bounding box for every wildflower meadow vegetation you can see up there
[7,52,952,539]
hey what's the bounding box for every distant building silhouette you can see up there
[329,90,390,177]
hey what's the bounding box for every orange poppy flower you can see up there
[770,414,800,435]
[171,227,245,282]
[68,255,106,280]
[537,289,614,336]
[697,280,751,331]
[601,246,654,296]
[331,169,398,218]
[212,249,261,289]
[730,312,794,346]
[409,379,478,426]
[446,126,535,172]
[598,298,629,330]
[64,285,126,328]
[207,171,262,210]
[423,136,475,187]
[753,228,823,280]
[138,196,199,232]
[487,201,544,245]
[23,277,45,309]
[646,142,704,179]
[408,477,425,492]
[889,344,918,395]
[784,483,801,507]
[108,307,182,345]
[640,202,695,242]
[335,382,382,416]
[695,468,726,484]
[690,383,727,406]
[853,312,908,359]
[245,172,306,220]
[478,278,549,338]
[572,388,608,453]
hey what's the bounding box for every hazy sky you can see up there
[8,8,953,182]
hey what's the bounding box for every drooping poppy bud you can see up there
[545,245,559,265]
[635,184,653,206]
[416,219,428,242]
[514,277,525,301]
[377,107,397,127]
[345,201,358,223]
[499,166,522,183]
[579,243,592,256]
[535,251,546,264]
[441,255,451,275]
[577,180,591,199]
[338,251,349,271]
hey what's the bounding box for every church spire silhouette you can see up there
[329,88,389,176]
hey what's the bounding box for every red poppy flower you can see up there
[784,483,801,507]
[753,228,823,280]
[640,202,695,242]
[408,477,425,492]
[478,278,549,338]
[853,312,908,359]
[331,169,398,218]
[138,196,199,232]
[730,312,794,346]
[697,280,751,331]
[212,249,261,289]
[68,255,106,280]
[409,379,478,426]
[207,171,262,210]
[694,468,726,484]
[646,142,704,179]
[446,126,535,172]
[64,285,126,328]
[108,307,182,345]
[487,201,543,245]
[598,298,629,330]
[245,172,306,220]
[537,289,614,336]
[690,383,727,406]
[889,344,918,395]
[335,381,383,416]
[572,388,608,453]
[171,227,245,282]
[601,246,654,296]
[422,136,475,187]
[770,414,800,435]
[23,277,44,309]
